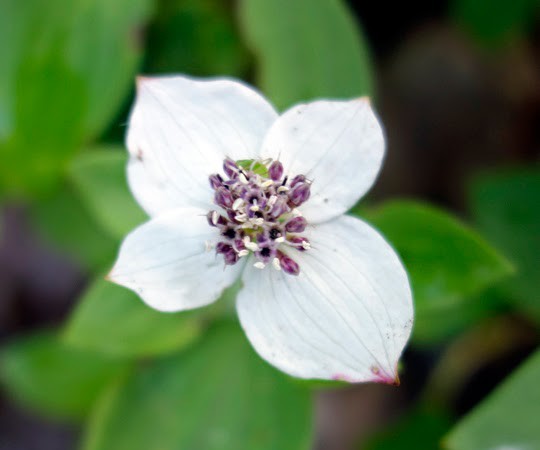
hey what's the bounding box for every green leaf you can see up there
[82,323,313,450]
[30,185,118,272]
[239,0,373,110]
[0,0,152,197]
[69,148,147,239]
[64,277,203,359]
[362,200,514,344]
[236,159,269,177]
[145,0,250,77]
[451,0,538,45]
[0,330,128,421]
[445,348,540,450]
[365,409,451,450]
[469,168,540,323]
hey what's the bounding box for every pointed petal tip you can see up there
[370,365,400,386]
[135,75,154,90]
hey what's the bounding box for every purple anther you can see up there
[216,242,238,265]
[269,198,290,218]
[215,187,233,208]
[290,182,311,206]
[278,252,300,275]
[233,239,245,251]
[209,174,223,190]
[223,158,239,178]
[223,248,239,265]
[215,242,231,254]
[285,216,307,233]
[268,160,284,181]
[290,174,306,188]
[288,236,310,251]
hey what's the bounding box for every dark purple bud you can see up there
[216,242,239,265]
[216,242,231,254]
[269,198,290,218]
[234,239,245,251]
[223,158,239,178]
[290,182,311,206]
[268,160,284,181]
[209,174,223,190]
[222,249,239,265]
[285,216,307,233]
[290,174,306,188]
[278,252,300,275]
[289,236,310,251]
[214,187,233,208]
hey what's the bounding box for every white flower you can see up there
[108,75,413,384]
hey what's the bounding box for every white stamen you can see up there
[252,218,264,226]
[254,261,265,269]
[261,179,274,188]
[235,214,247,222]
[277,186,289,193]
[211,211,219,225]
[238,249,249,257]
[250,204,260,212]
[243,236,260,252]
[232,198,244,211]
[239,173,249,184]
[292,208,303,217]
[245,241,260,252]
[275,236,285,243]
[272,258,281,271]
[302,241,311,250]
[267,195,277,208]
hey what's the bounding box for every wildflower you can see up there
[108,75,413,383]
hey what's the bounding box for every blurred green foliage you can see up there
[64,277,203,359]
[146,0,250,77]
[365,409,452,450]
[239,0,373,110]
[69,148,147,239]
[0,331,128,421]
[445,348,540,450]
[82,323,313,450]
[30,187,118,272]
[0,0,538,449]
[469,168,540,323]
[0,0,152,197]
[451,0,539,45]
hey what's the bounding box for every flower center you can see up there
[207,158,312,275]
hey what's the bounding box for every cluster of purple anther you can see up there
[207,158,312,276]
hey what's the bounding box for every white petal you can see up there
[260,99,385,224]
[127,75,278,216]
[236,215,413,383]
[108,207,243,312]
